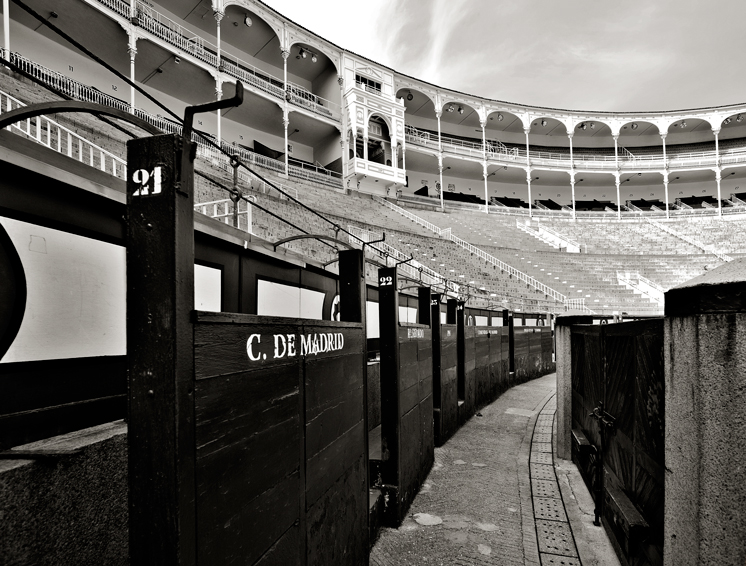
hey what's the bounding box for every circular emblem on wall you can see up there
[0,222,27,360]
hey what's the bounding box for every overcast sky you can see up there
[262,0,746,112]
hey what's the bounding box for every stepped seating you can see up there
[656,217,746,254]
[537,219,704,255]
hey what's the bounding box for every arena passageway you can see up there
[370,373,619,566]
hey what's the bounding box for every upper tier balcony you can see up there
[93,0,340,122]
[345,157,406,186]
[404,124,746,172]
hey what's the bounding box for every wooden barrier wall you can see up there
[193,314,368,565]
[434,323,458,446]
[394,324,434,523]
[514,327,554,381]
[570,320,664,566]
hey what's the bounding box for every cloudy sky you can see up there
[262,0,746,112]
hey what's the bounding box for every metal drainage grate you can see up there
[534,497,568,522]
[535,519,578,557]
[540,553,582,565]
[531,451,553,465]
[532,479,561,499]
[530,464,556,481]
[533,442,553,453]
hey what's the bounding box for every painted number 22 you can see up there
[379,275,393,287]
[132,167,163,196]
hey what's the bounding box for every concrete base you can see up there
[0,421,128,565]
[555,458,621,566]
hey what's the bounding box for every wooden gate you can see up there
[571,320,664,566]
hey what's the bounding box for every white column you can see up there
[661,133,669,218]
[401,146,406,172]
[482,122,488,213]
[615,172,621,219]
[283,111,289,176]
[437,109,444,210]
[282,49,290,176]
[613,134,621,218]
[215,80,223,144]
[338,75,347,177]
[713,128,722,216]
[483,162,489,213]
[214,11,223,67]
[127,36,137,114]
[525,127,532,217]
[2,0,9,61]
[568,133,575,218]
[363,136,369,161]
[570,173,576,219]
[438,157,445,210]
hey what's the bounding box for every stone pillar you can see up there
[554,313,593,460]
[715,168,722,217]
[568,133,575,218]
[663,258,746,566]
[663,172,670,219]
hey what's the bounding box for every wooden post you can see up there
[338,249,369,494]
[126,134,196,566]
[446,298,458,325]
[449,301,466,406]
[377,266,401,523]
[508,314,515,374]
[417,286,431,326]
[431,293,442,441]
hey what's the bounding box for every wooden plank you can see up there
[305,354,364,419]
[305,387,363,458]
[197,470,300,566]
[306,456,367,566]
[305,421,365,509]
[195,322,362,379]
[254,525,301,566]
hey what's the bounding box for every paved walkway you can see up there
[370,373,619,566]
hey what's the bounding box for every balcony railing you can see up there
[8,52,343,189]
[86,0,341,121]
[0,87,127,179]
[404,123,746,171]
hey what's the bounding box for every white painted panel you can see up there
[398,306,417,324]
[1,216,126,363]
[475,316,488,326]
[300,288,325,320]
[195,264,221,312]
[440,312,447,324]
[256,280,325,320]
[366,300,379,339]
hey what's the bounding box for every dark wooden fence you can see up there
[515,327,554,381]
[194,314,368,565]
[570,319,664,566]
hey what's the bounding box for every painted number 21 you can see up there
[132,167,163,196]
